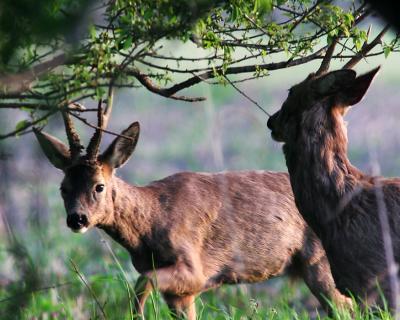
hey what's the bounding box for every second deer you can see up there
[268,55,400,309]
[34,105,350,318]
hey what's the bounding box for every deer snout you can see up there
[67,213,89,233]
[267,113,283,141]
[267,113,277,131]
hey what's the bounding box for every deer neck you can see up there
[98,176,155,251]
[283,106,362,231]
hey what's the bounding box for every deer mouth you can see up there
[267,115,284,142]
[72,226,89,234]
[270,130,284,142]
[67,213,90,233]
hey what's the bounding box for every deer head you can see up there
[267,67,380,144]
[34,100,139,233]
[267,25,387,144]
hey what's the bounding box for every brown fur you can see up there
[35,125,351,319]
[267,67,400,310]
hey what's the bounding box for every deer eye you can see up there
[95,184,105,193]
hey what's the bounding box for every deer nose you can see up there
[67,213,89,230]
[267,114,275,130]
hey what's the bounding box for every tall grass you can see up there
[0,230,394,320]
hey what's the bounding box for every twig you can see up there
[0,109,58,139]
[70,112,135,141]
[289,0,323,32]
[130,69,206,102]
[223,75,270,116]
[0,103,98,112]
[0,54,66,94]
[70,259,107,319]
[343,24,391,69]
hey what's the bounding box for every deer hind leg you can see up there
[163,294,196,320]
[297,237,353,315]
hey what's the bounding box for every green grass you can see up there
[0,196,394,320]
[0,230,394,320]
[1,271,394,320]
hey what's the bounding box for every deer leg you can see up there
[298,248,353,315]
[143,262,205,296]
[134,260,204,319]
[133,274,153,318]
[163,294,196,320]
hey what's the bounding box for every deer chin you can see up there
[71,226,89,234]
[270,131,284,143]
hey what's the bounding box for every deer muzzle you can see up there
[267,112,283,142]
[67,213,89,233]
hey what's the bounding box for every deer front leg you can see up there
[163,293,196,320]
[143,261,205,295]
[135,261,204,319]
[299,249,353,315]
[133,274,153,318]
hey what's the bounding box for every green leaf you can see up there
[89,25,97,40]
[384,46,391,58]
[122,37,133,50]
[253,0,272,15]
[15,120,30,132]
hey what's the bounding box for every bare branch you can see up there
[70,112,135,141]
[129,69,206,102]
[129,46,327,99]
[223,75,270,116]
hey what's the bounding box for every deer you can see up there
[267,32,400,311]
[32,99,351,319]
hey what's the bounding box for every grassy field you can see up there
[0,222,394,320]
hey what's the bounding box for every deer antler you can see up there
[86,85,114,161]
[316,40,338,76]
[61,109,83,161]
[315,5,375,75]
[343,24,390,69]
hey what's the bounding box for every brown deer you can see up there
[33,105,350,319]
[267,48,400,309]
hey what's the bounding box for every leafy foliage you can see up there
[0,0,90,67]
[0,0,398,138]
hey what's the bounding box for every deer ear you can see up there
[313,69,357,96]
[100,122,140,169]
[338,66,380,106]
[33,128,71,170]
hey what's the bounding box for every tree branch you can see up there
[128,46,327,99]
[0,110,58,139]
[129,69,206,102]
[0,54,66,94]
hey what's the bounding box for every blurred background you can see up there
[0,35,399,318]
